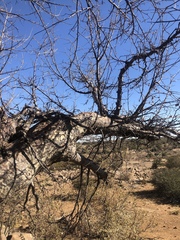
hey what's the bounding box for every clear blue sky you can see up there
[1,0,180,117]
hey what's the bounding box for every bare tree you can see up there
[0,0,180,236]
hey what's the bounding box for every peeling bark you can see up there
[0,110,179,200]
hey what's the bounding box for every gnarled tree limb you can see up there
[0,109,179,200]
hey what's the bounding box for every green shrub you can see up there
[152,168,180,202]
[166,155,180,169]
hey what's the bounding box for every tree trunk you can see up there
[0,111,179,200]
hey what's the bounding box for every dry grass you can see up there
[1,172,153,239]
[75,182,153,240]
[2,138,178,239]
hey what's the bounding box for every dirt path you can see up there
[131,183,180,240]
[115,148,180,240]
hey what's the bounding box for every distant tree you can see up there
[0,0,180,234]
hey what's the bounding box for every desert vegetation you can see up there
[152,148,180,203]
[1,1,180,239]
[1,138,180,239]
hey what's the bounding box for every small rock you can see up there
[10,232,34,240]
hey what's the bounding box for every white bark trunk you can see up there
[0,111,179,200]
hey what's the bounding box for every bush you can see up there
[166,155,180,169]
[152,168,180,202]
[75,184,153,240]
[1,173,153,240]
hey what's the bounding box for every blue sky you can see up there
[1,0,180,118]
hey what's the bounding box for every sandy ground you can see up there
[115,148,180,240]
[56,171,180,240]
[36,148,180,240]
[2,148,180,240]
[131,183,180,240]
